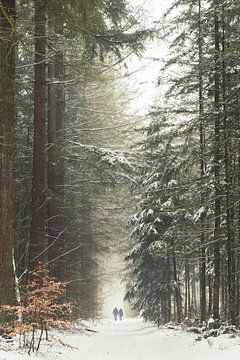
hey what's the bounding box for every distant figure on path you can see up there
[119,308,123,321]
[113,307,118,321]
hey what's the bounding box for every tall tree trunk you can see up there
[187,266,191,316]
[221,6,236,324]
[237,123,240,320]
[29,0,47,271]
[221,259,225,310]
[191,266,197,311]
[184,259,188,318]
[167,255,172,322]
[208,272,212,316]
[198,0,206,323]
[55,48,66,280]
[172,245,182,323]
[0,0,16,305]
[184,259,191,318]
[212,0,221,320]
[47,9,66,280]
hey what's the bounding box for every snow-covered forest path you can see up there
[1,319,239,360]
[53,319,239,360]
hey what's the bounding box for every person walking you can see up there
[119,308,123,321]
[113,307,118,321]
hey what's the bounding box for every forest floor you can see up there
[0,318,240,360]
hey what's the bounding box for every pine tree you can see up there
[126,118,197,323]
[127,0,240,325]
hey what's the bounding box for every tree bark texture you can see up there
[47,11,66,280]
[221,7,236,324]
[29,0,47,271]
[172,246,182,323]
[198,0,206,323]
[0,0,16,305]
[213,0,221,320]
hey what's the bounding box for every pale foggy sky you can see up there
[130,0,171,21]
[126,0,172,115]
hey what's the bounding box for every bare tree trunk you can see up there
[221,7,236,324]
[221,259,225,311]
[29,0,47,271]
[198,0,206,323]
[0,0,16,305]
[236,101,240,322]
[184,259,191,318]
[172,246,182,323]
[191,266,197,312]
[184,260,188,318]
[212,0,221,320]
[47,9,66,280]
[187,266,191,317]
[222,6,236,324]
[208,273,212,316]
[167,256,172,322]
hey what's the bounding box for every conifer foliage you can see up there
[126,0,240,326]
[0,0,148,325]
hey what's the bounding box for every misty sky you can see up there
[126,0,172,115]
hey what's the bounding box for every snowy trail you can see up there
[54,319,240,360]
[1,319,240,360]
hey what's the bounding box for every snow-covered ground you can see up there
[1,319,240,360]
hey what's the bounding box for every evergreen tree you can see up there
[126,0,240,325]
[126,118,197,323]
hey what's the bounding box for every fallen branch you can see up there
[86,327,99,333]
